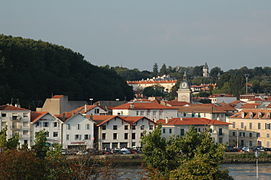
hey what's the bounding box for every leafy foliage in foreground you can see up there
[0,34,133,108]
[141,125,233,180]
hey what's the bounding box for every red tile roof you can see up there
[0,105,29,111]
[112,102,178,110]
[241,103,261,109]
[91,115,117,125]
[178,104,226,113]
[229,100,244,106]
[69,105,103,114]
[31,112,48,123]
[157,118,230,126]
[55,112,74,122]
[230,109,271,119]
[52,95,64,98]
[216,103,236,111]
[120,116,155,124]
[162,100,190,107]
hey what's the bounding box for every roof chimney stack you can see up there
[165,117,168,124]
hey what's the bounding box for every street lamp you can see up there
[255,150,259,179]
[89,98,93,105]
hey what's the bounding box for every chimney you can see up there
[130,103,134,109]
[84,104,87,113]
[165,117,168,124]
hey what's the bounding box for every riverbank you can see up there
[67,152,271,167]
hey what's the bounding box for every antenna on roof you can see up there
[10,98,14,106]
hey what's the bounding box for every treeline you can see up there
[0,34,133,109]
[107,63,271,98]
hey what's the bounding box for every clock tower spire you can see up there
[177,71,192,103]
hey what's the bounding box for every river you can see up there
[112,163,271,180]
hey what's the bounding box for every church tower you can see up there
[177,72,192,103]
[203,62,209,77]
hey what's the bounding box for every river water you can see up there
[113,163,271,180]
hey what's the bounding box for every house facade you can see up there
[93,115,156,150]
[31,112,63,145]
[229,109,271,148]
[0,105,32,148]
[157,118,230,145]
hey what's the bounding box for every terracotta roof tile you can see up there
[0,105,29,111]
[31,112,48,123]
[178,104,226,113]
[52,95,64,98]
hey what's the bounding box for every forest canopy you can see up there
[0,34,133,108]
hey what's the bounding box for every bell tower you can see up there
[177,72,192,103]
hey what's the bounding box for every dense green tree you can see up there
[32,130,49,159]
[141,126,233,179]
[152,63,159,77]
[160,64,167,75]
[143,86,166,97]
[210,67,223,78]
[6,133,19,150]
[0,127,7,152]
[0,34,133,108]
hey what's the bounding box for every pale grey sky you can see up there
[1,0,271,71]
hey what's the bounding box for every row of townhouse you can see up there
[0,104,156,150]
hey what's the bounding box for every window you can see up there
[113,133,117,140]
[257,133,260,138]
[232,122,235,128]
[1,113,6,117]
[266,123,271,130]
[67,124,71,130]
[159,111,162,116]
[75,134,81,140]
[183,113,186,117]
[95,109,99,114]
[102,133,106,140]
[12,116,17,120]
[219,128,223,136]
[132,142,136,147]
[23,130,28,135]
[258,123,261,130]
[141,133,144,137]
[86,124,90,130]
[243,132,245,137]
[113,125,118,130]
[124,125,129,130]
[131,125,136,130]
[249,133,252,138]
[232,132,236,136]
[54,122,58,127]
[44,122,48,127]
[149,125,153,130]
[45,132,49,137]
[169,128,172,134]
[141,125,144,130]
[267,133,270,138]
[124,133,128,139]
[239,132,242,137]
[102,125,106,130]
[77,124,80,130]
[180,129,185,136]
[219,137,223,144]
[66,134,69,140]
[84,134,89,140]
[36,122,39,127]
[162,128,166,134]
[140,111,144,115]
[136,111,139,115]
[249,123,252,129]
[249,141,252,147]
[132,133,136,139]
[53,132,58,137]
[153,111,156,116]
[23,113,28,117]
[241,122,244,129]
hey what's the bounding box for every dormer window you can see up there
[258,112,262,119]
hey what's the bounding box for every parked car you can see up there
[241,147,251,152]
[264,148,271,151]
[253,146,265,152]
[120,148,131,154]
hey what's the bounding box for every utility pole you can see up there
[244,74,249,94]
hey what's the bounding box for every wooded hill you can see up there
[0,34,133,109]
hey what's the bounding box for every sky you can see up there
[1,0,271,71]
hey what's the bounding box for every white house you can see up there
[31,112,63,145]
[93,115,156,150]
[0,105,31,148]
[112,101,178,122]
[58,112,95,150]
[157,117,230,145]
